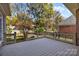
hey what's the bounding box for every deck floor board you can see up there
[0,38,79,56]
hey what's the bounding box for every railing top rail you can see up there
[4,32,76,36]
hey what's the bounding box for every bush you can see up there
[35,27,45,33]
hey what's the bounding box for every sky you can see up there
[11,3,73,19]
[54,3,73,19]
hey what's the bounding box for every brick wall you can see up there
[58,25,76,33]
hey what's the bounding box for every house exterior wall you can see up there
[76,8,79,45]
[0,4,11,46]
[0,16,3,47]
[58,25,76,33]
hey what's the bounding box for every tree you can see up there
[16,12,33,39]
[27,3,54,32]
[52,11,63,31]
[11,16,18,26]
[10,3,34,39]
[34,18,46,27]
[34,18,46,32]
[27,3,53,19]
[45,19,54,32]
[6,16,11,26]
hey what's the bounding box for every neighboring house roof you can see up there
[59,15,76,26]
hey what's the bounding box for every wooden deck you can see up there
[0,38,79,56]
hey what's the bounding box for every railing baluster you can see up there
[65,33,66,40]
[54,33,56,39]
[59,33,60,40]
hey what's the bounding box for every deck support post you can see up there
[76,8,79,45]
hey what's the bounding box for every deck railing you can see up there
[5,32,76,45]
[44,32,76,44]
[5,32,16,44]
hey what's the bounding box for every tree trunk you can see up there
[23,29,28,40]
[23,31,26,40]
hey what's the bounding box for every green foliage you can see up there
[35,27,45,33]
[11,16,18,25]
[54,11,63,30]
[27,3,54,32]
[35,18,46,27]
[6,16,11,26]
[6,26,13,33]
[27,3,54,20]
[16,13,33,30]
[9,3,63,33]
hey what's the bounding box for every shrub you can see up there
[35,27,45,33]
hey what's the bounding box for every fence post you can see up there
[14,32,16,43]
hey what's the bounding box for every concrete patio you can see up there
[0,38,79,56]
